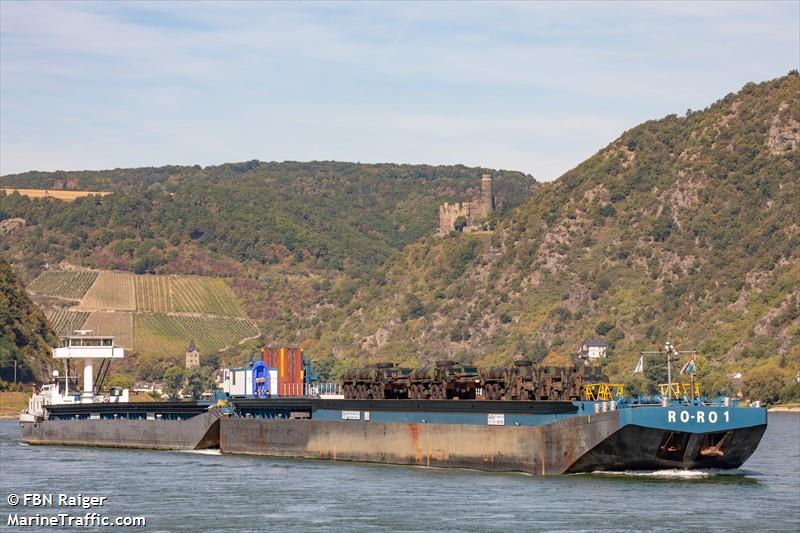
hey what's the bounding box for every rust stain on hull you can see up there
[220,412,622,475]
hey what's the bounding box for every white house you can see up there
[578,338,608,360]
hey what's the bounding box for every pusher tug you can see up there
[19,331,221,450]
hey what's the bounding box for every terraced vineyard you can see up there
[27,269,255,358]
[29,271,97,300]
[82,312,134,348]
[79,271,136,310]
[171,277,246,317]
[46,310,89,336]
[135,275,171,313]
[134,314,259,357]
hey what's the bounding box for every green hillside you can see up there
[1,163,534,380]
[2,74,798,403]
[0,162,535,276]
[0,256,57,384]
[307,73,800,401]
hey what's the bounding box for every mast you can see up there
[641,340,697,400]
[665,340,673,395]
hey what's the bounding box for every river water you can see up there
[1,414,798,532]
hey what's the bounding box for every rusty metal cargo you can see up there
[341,360,605,401]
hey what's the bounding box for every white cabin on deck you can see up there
[53,331,124,403]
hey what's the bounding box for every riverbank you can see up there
[0,392,27,419]
[0,391,159,419]
[768,403,800,413]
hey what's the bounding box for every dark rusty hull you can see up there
[220,411,623,475]
[564,423,767,473]
[20,411,221,451]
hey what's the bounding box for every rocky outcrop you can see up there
[0,217,26,235]
[767,102,800,155]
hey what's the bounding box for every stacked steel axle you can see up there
[341,360,608,401]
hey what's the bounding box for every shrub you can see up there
[743,366,788,405]
[595,321,615,336]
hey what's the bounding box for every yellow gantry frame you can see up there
[658,382,701,399]
[583,383,625,401]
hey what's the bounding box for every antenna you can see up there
[641,340,698,400]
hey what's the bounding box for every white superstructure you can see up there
[53,330,124,403]
[20,331,128,421]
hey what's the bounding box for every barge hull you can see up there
[220,411,622,475]
[20,411,221,451]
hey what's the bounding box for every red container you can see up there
[262,346,304,396]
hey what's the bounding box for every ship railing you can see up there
[27,394,46,418]
[278,382,306,397]
[584,383,625,401]
[658,383,700,399]
[304,382,342,397]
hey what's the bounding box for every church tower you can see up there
[185,339,200,369]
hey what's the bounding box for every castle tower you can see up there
[185,339,200,369]
[478,173,495,219]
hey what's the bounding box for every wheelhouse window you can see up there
[63,337,114,347]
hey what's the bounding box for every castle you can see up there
[438,173,495,234]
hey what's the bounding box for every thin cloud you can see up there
[1,1,798,179]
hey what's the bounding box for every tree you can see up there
[623,374,648,397]
[651,214,674,242]
[644,355,668,394]
[184,367,213,400]
[311,355,336,382]
[595,321,615,336]
[743,366,788,405]
[453,216,467,232]
[0,337,33,383]
[162,366,184,400]
[781,378,800,403]
[401,294,426,321]
[105,373,133,390]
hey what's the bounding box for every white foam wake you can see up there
[180,448,222,455]
[592,468,749,479]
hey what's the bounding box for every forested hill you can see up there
[0,162,535,276]
[312,73,799,399]
[0,256,57,383]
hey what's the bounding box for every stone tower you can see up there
[185,339,200,369]
[478,173,495,219]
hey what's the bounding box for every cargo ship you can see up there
[20,336,767,475]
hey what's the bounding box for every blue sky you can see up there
[1,1,798,180]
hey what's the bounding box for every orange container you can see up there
[261,346,304,396]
